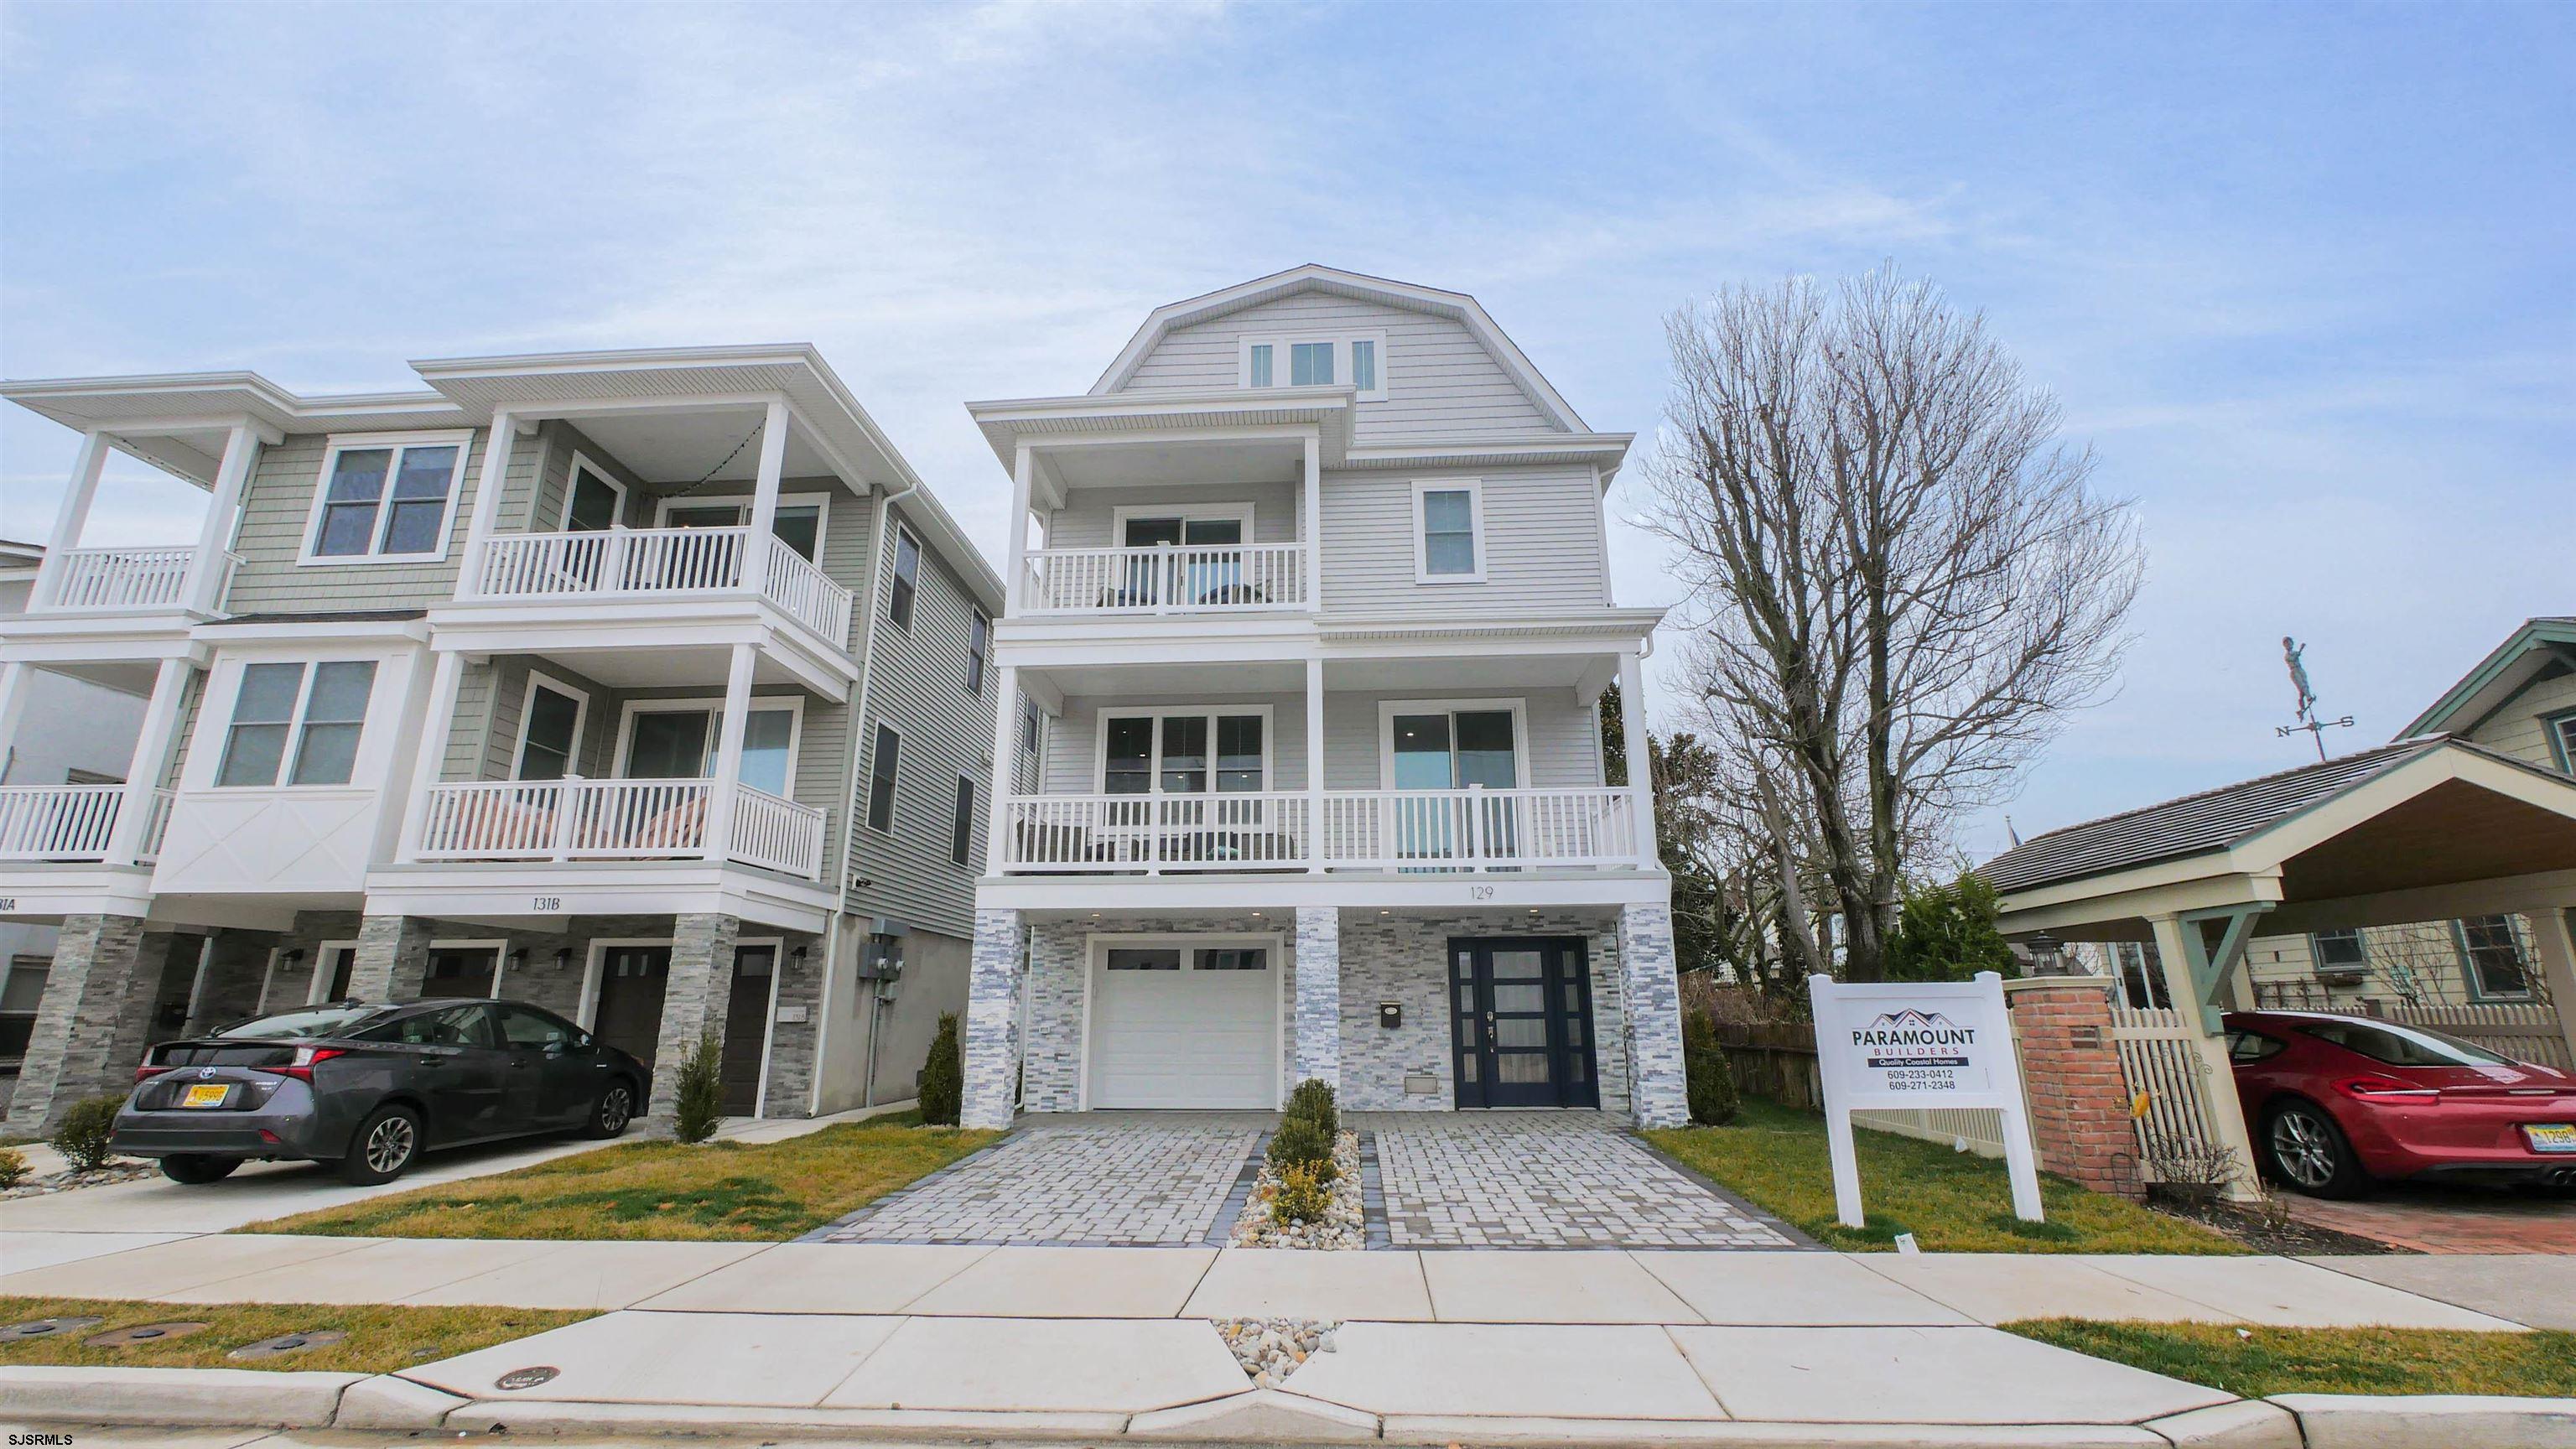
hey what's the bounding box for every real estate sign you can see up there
[1808,972,2044,1228]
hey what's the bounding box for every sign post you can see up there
[1809,971,2044,1228]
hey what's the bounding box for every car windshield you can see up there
[213,1005,397,1041]
[2295,1017,2517,1068]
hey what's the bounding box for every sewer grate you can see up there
[86,1322,211,1348]
[0,1317,103,1343]
[229,1329,349,1360]
[496,1365,559,1392]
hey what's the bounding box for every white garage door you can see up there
[1087,943,1278,1109]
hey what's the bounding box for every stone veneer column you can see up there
[961,908,1026,1128]
[1617,903,1690,1128]
[646,912,741,1130]
[347,914,435,1002]
[3,914,158,1134]
[2005,975,2141,1197]
[1292,906,1343,1089]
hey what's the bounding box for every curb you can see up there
[0,1364,363,1427]
[2272,1392,2576,1449]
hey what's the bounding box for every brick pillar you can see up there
[2006,976,2140,1198]
[1617,903,1689,1129]
[1293,906,1342,1090]
[646,912,740,1130]
[961,907,1025,1129]
[348,914,434,1002]
[3,914,158,1135]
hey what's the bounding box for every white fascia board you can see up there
[190,616,434,647]
[425,605,859,699]
[1996,871,2287,938]
[1319,606,1666,645]
[967,388,1357,470]
[2,618,213,663]
[3,372,470,447]
[1342,434,1635,473]
[995,631,1318,671]
[366,862,835,934]
[977,867,1670,915]
[0,865,161,923]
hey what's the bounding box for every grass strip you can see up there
[0,1295,588,1374]
[1646,1098,2241,1254]
[2004,1318,2576,1398]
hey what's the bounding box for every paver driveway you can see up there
[1360,1112,1804,1249]
[812,1114,1262,1246]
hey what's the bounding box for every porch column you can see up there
[1617,650,1658,865]
[1005,444,1035,613]
[647,911,741,1130]
[2525,906,2576,1064]
[2145,912,2263,1200]
[1292,906,1342,1089]
[702,641,759,864]
[1617,901,1690,1128]
[396,650,467,862]
[457,409,518,595]
[962,907,1026,1128]
[743,399,790,601]
[347,914,434,1001]
[29,430,111,609]
[1305,654,1325,870]
[103,657,191,865]
[184,422,259,614]
[1,914,158,1135]
[982,662,1018,875]
[1301,432,1322,609]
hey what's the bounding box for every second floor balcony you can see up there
[40,546,239,615]
[995,786,1640,875]
[0,784,174,865]
[464,526,853,648]
[412,776,826,880]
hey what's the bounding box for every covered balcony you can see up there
[0,784,174,865]
[413,776,824,880]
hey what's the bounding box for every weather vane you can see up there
[2275,636,2355,761]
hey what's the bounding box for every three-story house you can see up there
[0,346,1000,1133]
[958,266,1686,1128]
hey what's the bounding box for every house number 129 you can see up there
[1470,886,1494,901]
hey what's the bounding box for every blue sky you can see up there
[3,1,2568,860]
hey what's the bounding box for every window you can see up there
[2297,1016,2516,1068]
[1021,698,1042,756]
[966,609,989,695]
[1239,332,1387,400]
[867,722,901,832]
[617,699,800,795]
[1197,948,1267,972]
[2551,711,2576,774]
[951,775,976,867]
[657,496,825,560]
[2458,915,2534,1000]
[304,434,470,561]
[1098,708,1269,794]
[1105,948,1182,971]
[2310,929,2367,972]
[1414,480,1485,582]
[497,1005,574,1050]
[513,674,589,782]
[887,526,922,629]
[562,455,626,532]
[215,660,378,787]
[1387,704,1521,789]
[2226,1029,2287,1064]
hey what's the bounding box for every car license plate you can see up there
[179,1083,230,1109]
[2526,1124,2576,1154]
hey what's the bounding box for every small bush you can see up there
[1273,1161,1332,1224]
[917,1011,963,1126]
[1284,1077,1337,1135]
[1681,1013,1740,1126]
[672,1029,724,1145]
[1267,1114,1337,1183]
[51,1094,122,1172]
[0,1145,28,1190]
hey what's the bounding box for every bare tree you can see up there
[1647,267,2143,981]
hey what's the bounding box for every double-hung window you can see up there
[2457,915,2534,1000]
[215,661,379,787]
[2310,928,2367,973]
[1239,332,1387,401]
[2552,711,2576,774]
[888,526,922,630]
[867,723,901,832]
[1099,709,1268,795]
[1414,479,1486,583]
[966,609,989,694]
[305,434,471,562]
[513,674,589,782]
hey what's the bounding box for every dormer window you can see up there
[1239,332,1387,401]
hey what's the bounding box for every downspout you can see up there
[808,473,917,1115]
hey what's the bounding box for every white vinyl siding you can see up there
[2464,668,2576,771]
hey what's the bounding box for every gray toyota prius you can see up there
[112,998,650,1186]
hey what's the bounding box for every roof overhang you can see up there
[2400,618,2576,739]
[0,373,464,486]
[963,387,1359,471]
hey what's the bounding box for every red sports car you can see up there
[2223,1010,2576,1198]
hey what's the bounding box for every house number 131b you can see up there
[532,896,562,911]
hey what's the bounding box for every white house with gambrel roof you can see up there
[957,265,1688,1127]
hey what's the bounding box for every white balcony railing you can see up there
[466,527,854,647]
[42,546,222,612]
[1021,543,1308,615]
[996,787,1640,874]
[0,784,136,860]
[412,776,825,880]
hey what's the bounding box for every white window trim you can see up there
[611,695,806,793]
[1077,931,1288,1111]
[886,522,923,631]
[304,940,359,1005]
[1094,704,1277,794]
[1237,330,1389,402]
[296,429,475,566]
[512,669,594,782]
[559,450,631,531]
[652,490,834,556]
[213,658,380,791]
[1412,478,1487,584]
[426,937,510,1000]
[865,717,903,834]
[1376,697,1532,790]
[578,937,673,1031]
[735,936,786,1118]
[1105,502,1258,545]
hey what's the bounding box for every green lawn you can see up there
[2007,1320,2576,1398]
[1645,1098,2241,1254]
[244,1114,999,1241]
[0,1296,589,1374]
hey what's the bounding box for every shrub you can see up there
[1885,872,2018,982]
[1273,1161,1332,1224]
[1284,1077,1337,1136]
[1267,1114,1337,1183]
[0,1145,28,1190]
[672,1029,725,1145]
[1681,1013,1740,1126]
[917,1011,963,1126]
[51,1094,122,1172]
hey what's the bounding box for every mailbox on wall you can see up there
[1379,1001,1401,1029]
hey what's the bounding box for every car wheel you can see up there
[341,1104,423,1186]
[583,1079,637,1140]
[2264,1099,2368,1198]
[158,1154,242,1185]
